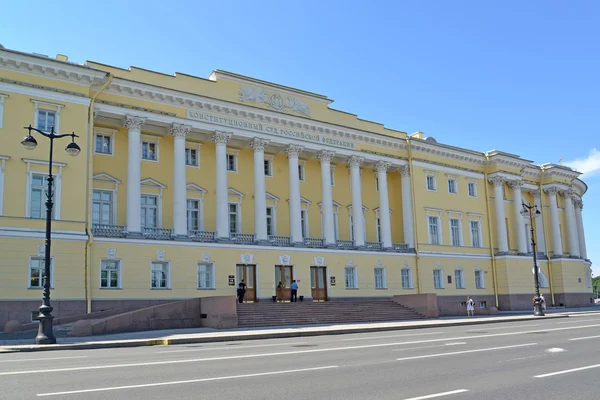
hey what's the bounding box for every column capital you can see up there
[375,160,391,173]
[169,123,191,138]
[285,144,303,158]
[488,176,505,187]
[348,155,364,169]
[574,198,583,209]
[124,115,146,130]
[545,186,560,195]
[508,179,524,189]
[398,165,410,177]
[531,189,542,197]
[318,150,335,163]
[212,131,232,145]
[250,137,269,152]
[560,189,577,199]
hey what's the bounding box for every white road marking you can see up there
[342,332,445,341]
[466,324,539,332]
[499,355,542,363]
[396,343,537,361]
[36,365,339,396]
[404,389,469,400]
[445,342,467,346]
[534,364,600,378]
[545,348,566,353]
[569,335,600,341]
[0,356,87,363]
[156,341,309,353]
[557,318,600,324]
[393,344,454,352]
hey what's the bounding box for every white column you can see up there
[574,199,587,259]
[170,124,190,237]
[213,131,232,240]
[349,156,365,247]
[250,138,269,242]
[376,161,392,249]
[563,190,580,258]
[509,180,528,255]
[124,115,146,236]
[490,176,508,254]
[399,166,415,249]
[532,190,546,254]
[318,150,335,245]
[286,144,304,244]
[546,187,563,257]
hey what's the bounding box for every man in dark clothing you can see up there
[237,280,246,303]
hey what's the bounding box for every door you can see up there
[310,266,328,301]
[275,265,293,301]
[236,264,257,302]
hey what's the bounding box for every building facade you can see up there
[0,45,593,326]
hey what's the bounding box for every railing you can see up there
[92,224,126,238]
[393,243,411,252]
[336,240,354,250]
[268,235,291,246]
[232,233,256,244]
[365,241,383,250]
[304,237,325,248]
[143,227,174,240]
[189,230,216,242]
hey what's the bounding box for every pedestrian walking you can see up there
[290,280,298,302]
[466,296,475,317]
[540,293,547,312]
[237,280,246,304]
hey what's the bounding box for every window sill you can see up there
[95,151,113,156]
[186,164,200,168]
[150,287,171,290]
[99,287,122,290]
[142,158,159,163]
[197,288,216,290]
[375,287,387,290]
[345,287,359,290]
[402,287,414,290]
[28,287,55,290]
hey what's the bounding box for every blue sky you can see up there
[1,0,597,272]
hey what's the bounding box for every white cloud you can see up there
[565,148,600,178]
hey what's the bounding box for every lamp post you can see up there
[520,202,545,317]
[21,125,81,344]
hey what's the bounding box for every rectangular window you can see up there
[30,174,55,219]
[401,268,412,289]
[185,148,198,166]
[229,203,239,234]
[455,269,465,289]
[141,195,158,228]
[349,212,367,242]
[37,109,56,132]
[264,159,272,177]
[151,262,169,289]
[374,268,386,289]
[448,178,457,194]
[197,263,214,289]
[142,141,157,161]
[376,216,381,242]
[475,270,484,289]
[227,154,237,171]
[298,164,305,181]
[426,175,436,191]
[479,301,487,309]
[450,218,461,247]
[100,260,121,289]
[376,175,379,192]
[187,199,201,231]
[344,266,357,289]
[468,182,477,197]
[330,166,335,186]
[29,257,53,288]
[470,221,482,248]
[266,206,275,236]
[92,190,113,225]
[300,209,308,238]
[333,212,339,241]
[95,134,112,154]
[525,224,532,253]
[433,269,443,289]
[428,216,440,245]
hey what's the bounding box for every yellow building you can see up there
[0,45,593,327]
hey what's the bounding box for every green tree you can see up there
[593,276,600,298]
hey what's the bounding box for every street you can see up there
[1,313,600,399]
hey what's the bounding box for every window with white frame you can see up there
[433,268,444,289]
[227,153,237,172]
[100,260,121,289]
[36,109,56,132]
[401,268,413,289]
[185,148,198,166]
[376,175,379,192]
[470,220,482,248]
[266,206,275,236]
[475,269,485,289]
[197,263,215,289]
[229,203,240,234]
[141,195,159,228]
[92,190,114,225]
[468,182,477,197]
[151,262,170,289]
[321,207,339,240]
[344,266,357,288]
[29,257,53,289]
[525,223,532,253]
[376,216,381,242]
[426,174,437,191]
[298,163,305,182]
[349,208,366,242]
[455,268,465,289]
[264,159,273,177]
[30,174,55,219]
[330,165,335,186]
[428,216,441,245]
[95,133,112,155]
[0,94,6,129]
[448,177,458,194]
[450,218,462,247]
[300,209,308,238]
[187,199,202,231]
[374,267,386,289]
[142,140,158,161]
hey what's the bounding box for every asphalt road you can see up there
[2,314,600,400]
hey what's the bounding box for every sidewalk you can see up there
[3,308,599,353]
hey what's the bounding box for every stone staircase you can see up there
[236,299,426,328]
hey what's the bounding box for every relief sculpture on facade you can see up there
[239,86,310,117]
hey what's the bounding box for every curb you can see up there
[0,314,569,353]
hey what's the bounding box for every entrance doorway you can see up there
[275,265,293,301]
[310,266,328,301]
[236,264,257,302]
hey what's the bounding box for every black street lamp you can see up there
[520,202,545,317]
[21,125,81,344]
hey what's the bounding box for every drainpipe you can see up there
[539,170,556,305]
[483,155,500,309]
[85,73,113,313]
[406,136,421,293]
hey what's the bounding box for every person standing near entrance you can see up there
[237,280,247,304]
[290,280,298,302]
[466,296,475,317]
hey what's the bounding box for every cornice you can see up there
[485,150,533,170]
[572,179,587,197]
[412,158,485,178]
[409,139,487,166]
[541,163,581,180]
